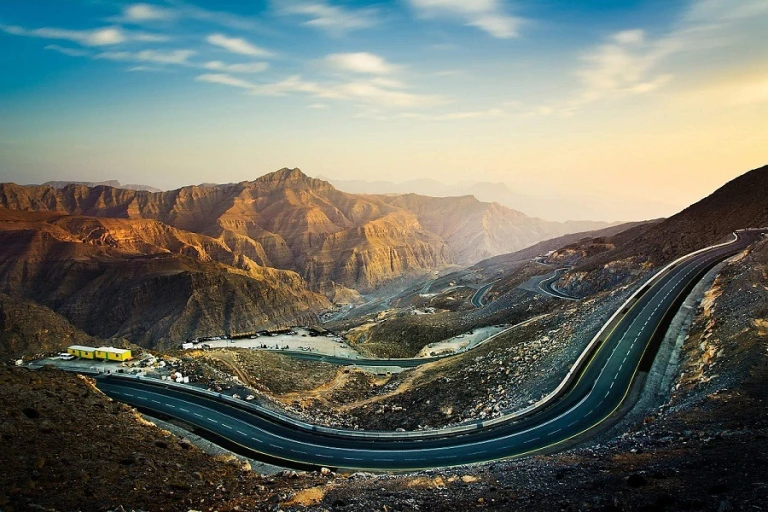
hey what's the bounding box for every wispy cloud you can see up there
[518,0,768,117]
[204,60,268,73]
[196,73,257,89]
[113,2,267,32]
[128,65,169,72]
[96,49,195,65]
[275,1,381,35]
[206,33,273,58]
[0,23,166,46]
[196,72,445,109]
[118,3,176,22]
[408,0,524,39]
[324,52,396,75]
[44,44,90,57]
[576,29,674,103]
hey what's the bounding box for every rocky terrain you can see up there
[555,164,768,297]
[0,209,328,349]
[42,180,163,193]
[2,165,766,511]
[0,293,102,360]
[2,236,766,511]
[297,222,768,511]
[0,366,334,512]
[0,168,613,295]
[381,193,619,264]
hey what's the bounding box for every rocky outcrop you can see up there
[0,209,329,349]
[0,293,102,360]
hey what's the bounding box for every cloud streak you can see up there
[0,23,167,46]
[204,60,269,73]
[576,29,674,103]
[408,0,524,39]
[96,49,196,65]
[324,52,396,75]
[206,33,273,58]
[196,72,445,109]
[274,1,381,35]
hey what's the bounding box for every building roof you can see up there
[68,345,97,351]
[96,346,131,355]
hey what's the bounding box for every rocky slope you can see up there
[552,164,768,296]
[0,209,328,349]
[382,193,618,264]
[0,168,614,294]
[42,180,162,192]
[0,293,101,360]
[0,366,328,512]
[3,240,766,511]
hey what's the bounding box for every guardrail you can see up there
[101,232,744,441]
[104,372,482,439]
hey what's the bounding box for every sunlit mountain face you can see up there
[1,1,767,222]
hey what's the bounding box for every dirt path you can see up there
[278,369,354,406]
[206,351,260,388]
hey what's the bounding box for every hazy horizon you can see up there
[1,0,766,221]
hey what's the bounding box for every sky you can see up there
[0,0,766,221]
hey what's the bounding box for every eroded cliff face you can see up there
[0,209,329,349]
[0,169,455,294]
[0,168,613,294]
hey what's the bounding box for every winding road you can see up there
[538,268,579,300]
[471,281,496,308]
[97,230,762,471]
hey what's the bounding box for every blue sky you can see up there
[0,0,766,221]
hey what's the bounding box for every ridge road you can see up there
[538,268,579,300]
[97,230,762,471]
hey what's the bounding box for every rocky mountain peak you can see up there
[256,167,313,186]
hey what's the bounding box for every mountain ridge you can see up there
[0,168,616,294]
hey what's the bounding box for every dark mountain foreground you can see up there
[552,164,768,296]
[0,209,328,350]
[2,240,765,510]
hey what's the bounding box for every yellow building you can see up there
[67,345,96,359]
[95,347,132,362]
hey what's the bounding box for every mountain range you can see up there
[318,175,680,222]
[1,168,616,292]
[40,180,163,193]
[0,167,615,348]
[1,165,765,350]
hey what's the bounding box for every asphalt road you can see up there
[471,281,496,308]
[97,231,760,471]
[538,268,579,300]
